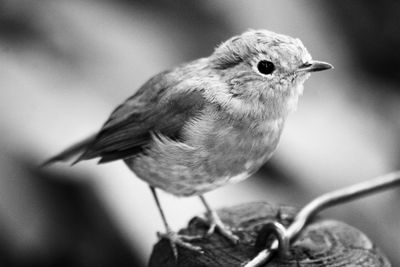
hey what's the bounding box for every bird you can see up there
[43,29,333,257]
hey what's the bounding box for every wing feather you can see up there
[78,72,206,163]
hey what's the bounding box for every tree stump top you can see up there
[149,202,390,267]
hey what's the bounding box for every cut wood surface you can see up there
[149,202,390,267]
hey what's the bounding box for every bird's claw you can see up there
[203,211,240,244]
[157,231,203,259]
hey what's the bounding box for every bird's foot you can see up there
[157,231,203,259]
[202,210,240,244]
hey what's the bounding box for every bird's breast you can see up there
[200,117,285,174]
[127,115,285,197]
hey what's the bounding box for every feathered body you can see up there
[47,29,329,197]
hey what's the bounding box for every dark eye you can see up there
[257,60,275,75]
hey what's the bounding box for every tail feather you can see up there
[41,134,96,167]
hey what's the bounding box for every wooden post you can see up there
[149,202,390,267]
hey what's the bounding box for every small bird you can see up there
[44,29,332,256]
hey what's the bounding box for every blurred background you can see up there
[1,0,400,266]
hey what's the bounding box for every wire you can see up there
[244,171,400,267]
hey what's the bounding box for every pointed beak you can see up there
[297,60,333,73]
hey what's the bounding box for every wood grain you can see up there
[149,202,390,267]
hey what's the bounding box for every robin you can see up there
[43,29,333,256]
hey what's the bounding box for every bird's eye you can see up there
[257,60,275,75]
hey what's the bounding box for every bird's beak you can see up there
[296,60,333,73]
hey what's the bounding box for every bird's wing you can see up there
[77,71,207,163]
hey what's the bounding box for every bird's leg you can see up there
[150,186,202,258]
[199,195,239,244]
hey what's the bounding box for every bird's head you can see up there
[208,29,332,119]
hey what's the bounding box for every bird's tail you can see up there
[41,134,96,167]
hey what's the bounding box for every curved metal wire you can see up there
[244,171,400,267]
